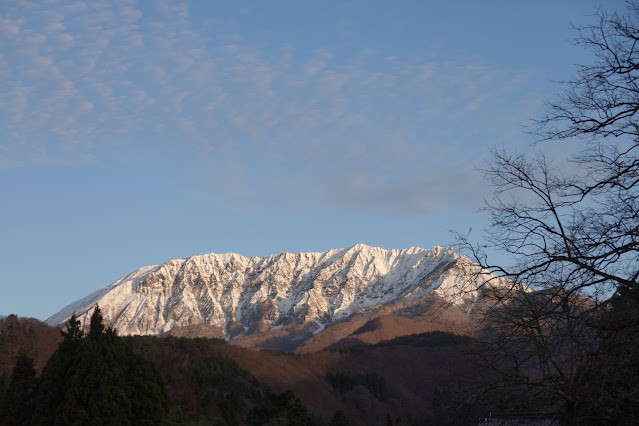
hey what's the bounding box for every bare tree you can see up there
[463,2,639,298]
[456,3,639,424]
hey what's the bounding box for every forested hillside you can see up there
[0,311,481,425]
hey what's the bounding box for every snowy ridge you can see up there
[45,244,493,338]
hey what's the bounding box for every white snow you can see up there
[45,244,505,338]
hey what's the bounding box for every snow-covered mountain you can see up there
[46,244,501,349]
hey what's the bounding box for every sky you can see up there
[0,0,625,320]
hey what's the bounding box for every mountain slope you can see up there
[46,244,501,351]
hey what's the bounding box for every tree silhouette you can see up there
[455,2,639,424]
[32,305,169,425]
[329,409,349,426]
[0,354,36,426]
[61,313,83,343]
[88,304,105,340]
[246,389,315,426]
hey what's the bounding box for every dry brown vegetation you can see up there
[0,315,480,425]
[0,315,60,374]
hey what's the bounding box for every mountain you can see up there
[46,244,504,351]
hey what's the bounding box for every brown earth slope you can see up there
[211,332,477,424]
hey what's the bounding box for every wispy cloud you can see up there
[0,0,539,214]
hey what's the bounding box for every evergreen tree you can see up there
[385,413,393,426]
[247,389,314,426]
[329,409,349,426]
[30,313,85,424]
[217,399,239,426]
[0,354,37,426]
[0,373,6,412]
[33,305,169,425]
[61,312,83,343]
[88,304,105,340]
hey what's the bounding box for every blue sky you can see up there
[0,0,623,320]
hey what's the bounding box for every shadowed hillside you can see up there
[125,331,481,424]
[0,315,61,373]
[0,314,483,424]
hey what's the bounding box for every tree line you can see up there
[0,306,168,425]
[0,307,330,425]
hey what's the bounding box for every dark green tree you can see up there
[32,305,169,425]
[0,354,36,426]
[385,413,393,426]
[329,409,349,426]
[32,320,81,424]
[217,399,238,426]
[247,389,315,426]
[61,313,83,343]
[0,374,5,412]
[88,304,105,340]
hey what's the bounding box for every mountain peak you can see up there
[347,243,373,251]
[46,245,490,350]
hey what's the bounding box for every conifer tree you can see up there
[0,354,37,426]
[329,409,349,426]
[61,312,83,343]
[247,389,314,425]
[88,304,104,340]
[33,304,169,425]
[0,374,5,412]
[31,313,84,425]
[385,413,393,426]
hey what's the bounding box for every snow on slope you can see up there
[45,244,495,338]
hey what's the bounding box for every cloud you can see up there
[63,2,88,14]
[5,89,28,122]
[56,32,73,48]
[304,49,332,77]
[0,0,538,216]
[0,15,20,37]
[323,167,485,215]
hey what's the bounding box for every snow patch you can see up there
[45,245,506,338]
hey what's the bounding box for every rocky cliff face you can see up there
[46,244,500,350]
